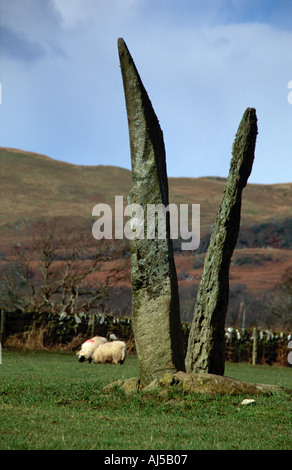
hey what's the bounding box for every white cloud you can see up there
[1,0,61,37]
[51,0,95,29]
[51,0,141,30]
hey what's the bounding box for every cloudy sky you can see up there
[1,0,291,184]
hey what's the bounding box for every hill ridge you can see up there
[1,147,292,233]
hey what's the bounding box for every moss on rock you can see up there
[104,371,289,397]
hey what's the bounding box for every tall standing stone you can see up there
[185,108,258,376]
[118,38,185,385]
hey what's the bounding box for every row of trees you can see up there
[263,267,292,330]
[179,279,292,331]
[1,218,291,331]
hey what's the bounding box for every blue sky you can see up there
[0,0,291,184]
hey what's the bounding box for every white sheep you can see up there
[92,340,126,365]
[76,335,108,363]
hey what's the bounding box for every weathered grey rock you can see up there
[185,108,258,376]
[118,38,185,386]
[103,372,288,396]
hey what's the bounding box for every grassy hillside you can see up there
[0,147,131,223]
[1,147,291,234]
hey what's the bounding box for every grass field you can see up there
[1,350,291,450]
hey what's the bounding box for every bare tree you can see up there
[185,108,258,375]
[1,219,129,315]
[261,267,292,330]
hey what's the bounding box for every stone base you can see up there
[103,371,290,396]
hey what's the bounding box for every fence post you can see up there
[0,310,4,364]
[90,314,95,337]
[252,327,257,365]
[0,309,4,344]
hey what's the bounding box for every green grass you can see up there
[1,351,291,450]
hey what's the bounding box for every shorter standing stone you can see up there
[185,108,258,376]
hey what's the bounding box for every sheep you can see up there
[92,340,126,365]
[76,335,108,363]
